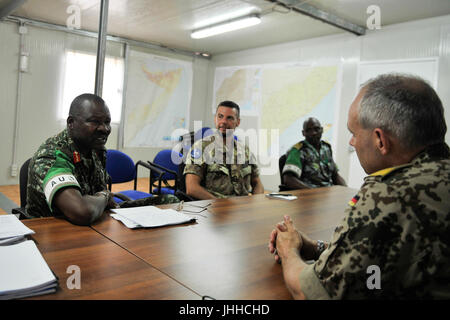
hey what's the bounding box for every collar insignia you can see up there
[73,151,81,164]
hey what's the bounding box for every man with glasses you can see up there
[282,117,346,189]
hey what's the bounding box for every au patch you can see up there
[348,194,360,206]
[191,148,201,159]
[44,174,80,207]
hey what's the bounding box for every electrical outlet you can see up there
[11,164,18,177]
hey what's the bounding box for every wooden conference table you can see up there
[24,186,357,300]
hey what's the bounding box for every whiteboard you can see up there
[347,58,439,189]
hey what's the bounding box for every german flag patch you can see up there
[348,195,360,206]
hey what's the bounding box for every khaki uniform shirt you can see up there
[300,143,450,299]
[183,132,260,198]
[26,129,109,218]
[283,140,338,188]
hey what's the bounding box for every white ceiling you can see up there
[3,0,450,56]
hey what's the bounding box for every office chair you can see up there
[147,149,183,195]
[106,149,153,203]
[146,149,197,201]
[194,127,213,142]
[278,153,291,192]
[11,158,32,219]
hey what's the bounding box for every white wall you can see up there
[1,15,449,190]
[0,20,210,185]
[208,15,450,191]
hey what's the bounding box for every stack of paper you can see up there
[0,240,58,300]
[111,205,196,229]
[0,215,35,245]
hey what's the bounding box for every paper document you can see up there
[111,205,196,229]
[0,214,35,245]
[0,235,26,246]
[0,240,58,300]
[110,214,140,229]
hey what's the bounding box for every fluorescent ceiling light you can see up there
[191,14,261,39]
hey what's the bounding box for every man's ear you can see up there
[373,128,390,155]
[67,116,74,129]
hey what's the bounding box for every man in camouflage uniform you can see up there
[269,74,450,299]
[26,94,177,226]
[282,117,346,189]
[184,101,264,199]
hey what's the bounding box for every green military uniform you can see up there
[26,129,109,218]
[26,129,178,218]
[283,140,338,188]
[299,143,450,299]
[183,131,260,198]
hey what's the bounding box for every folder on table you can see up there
[0,214,35,246]
[0,240,58,300]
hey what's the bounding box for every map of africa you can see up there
[213,63,339,155]
[124,50,192,147]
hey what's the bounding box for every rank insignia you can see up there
[73,151,81,164]
[348,195,360,206]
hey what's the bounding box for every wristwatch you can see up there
[316,240,326,256]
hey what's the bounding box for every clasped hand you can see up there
[268,215,303,263]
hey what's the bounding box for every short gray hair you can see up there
[359,73,446,149]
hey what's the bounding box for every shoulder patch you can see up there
[348,194,360,206]
[191,148,202,159]
[293,142,303,150]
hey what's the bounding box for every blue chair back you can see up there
[152,149,183,180]
[106,149,136,183]
[194,127,213,142]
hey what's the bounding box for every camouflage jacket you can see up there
[183,131,260,198]
[283,140,338,188]
[26,129,109,218]
[299,143,450,299]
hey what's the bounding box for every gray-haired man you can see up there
[269,74,450,299]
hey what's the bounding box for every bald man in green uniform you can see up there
[26,94,176,225]
[283,117,346,189]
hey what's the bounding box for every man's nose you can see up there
[97,123,110,134]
